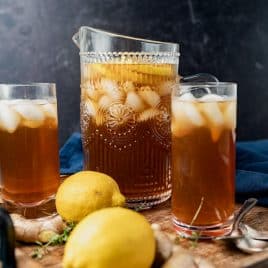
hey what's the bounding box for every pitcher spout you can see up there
[72,26,179,54]
[72,31,80,48]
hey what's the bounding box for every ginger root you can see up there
[151,224,215,268]
[162,252,197,268]
[11,214,65,243]
[162,251,215,268]
[151,223,174,267]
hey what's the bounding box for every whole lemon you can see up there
[56,171,125,222]
[63,207,155,268]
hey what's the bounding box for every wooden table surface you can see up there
[12,201,268,268]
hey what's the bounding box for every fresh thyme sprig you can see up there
[173,231,200,249]
[30,244,47,259]
[190,231,201,248]
[134,203,150,212]
[174,235,182,245]
[30,222,75,259]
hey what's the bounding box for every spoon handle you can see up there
[216,234,268,241]
[251,235,268,241]
[214,235,245,241]
[231,198,258,232]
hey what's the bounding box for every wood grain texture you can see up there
[4,200,268,268]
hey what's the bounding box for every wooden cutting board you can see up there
[14,201,268,268]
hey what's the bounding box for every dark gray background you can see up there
[0,0,267,145]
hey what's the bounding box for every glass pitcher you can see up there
[72,27,212,209]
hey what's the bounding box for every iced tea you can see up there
[0,98,60,205]
[81,63,177,206]
[171,84,236,237]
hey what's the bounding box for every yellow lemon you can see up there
[56,171,125,222]
[63,207,155,268]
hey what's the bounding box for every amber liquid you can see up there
[0,111,60,205]
[81,63,177,203]
[172,100,235,226]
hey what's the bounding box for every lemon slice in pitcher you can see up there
[127,64,175,76]
[90,63,171,84]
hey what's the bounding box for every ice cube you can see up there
[122,81,135,93]
[0,102,21,133]
[125,91,145,112]
[200,102,225,142]
[137,108,160,122]
[199,94,223,102]
[172,100,204,127]
[210,128,222,142]
[13,102,45,124]
[84,99,97,117]
[224,102,236,129]
[171,112,196,138]
[86,87,103,102]
[101,78,124,101]
[172,100,204,137]
[98,95,113,110]
[172,118,190,138]
[42,102,58,120]
[200,102,224,127]
[139,89,160,108]
[179,92,195,102]
[158,81,173,96]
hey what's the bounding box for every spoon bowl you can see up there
[241,224,268,241]
[235,236,268,254]
[214,198,268,253]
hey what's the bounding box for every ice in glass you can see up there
[0,84,60,217]
[171,83,237,237]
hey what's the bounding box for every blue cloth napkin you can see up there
[236,140,268,206]
[60,133,268,206]
[60,132,83,174]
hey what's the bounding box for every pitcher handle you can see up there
[181,73,219,83]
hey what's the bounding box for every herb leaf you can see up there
[190,231,200,248]
[31,222,75,259]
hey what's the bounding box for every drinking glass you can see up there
[0,83,60,218]
[171,82,237,238]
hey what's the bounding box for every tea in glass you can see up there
[0,84,60,218]
[171,82,237,238]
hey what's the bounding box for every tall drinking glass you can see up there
[0,84,60,218]
[171,82,237,238]
[73,27,180,208]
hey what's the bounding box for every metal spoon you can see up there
[215,199,268,253]
[215,198,258,240]
[234,231,268,253]
[216,198,268,241]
